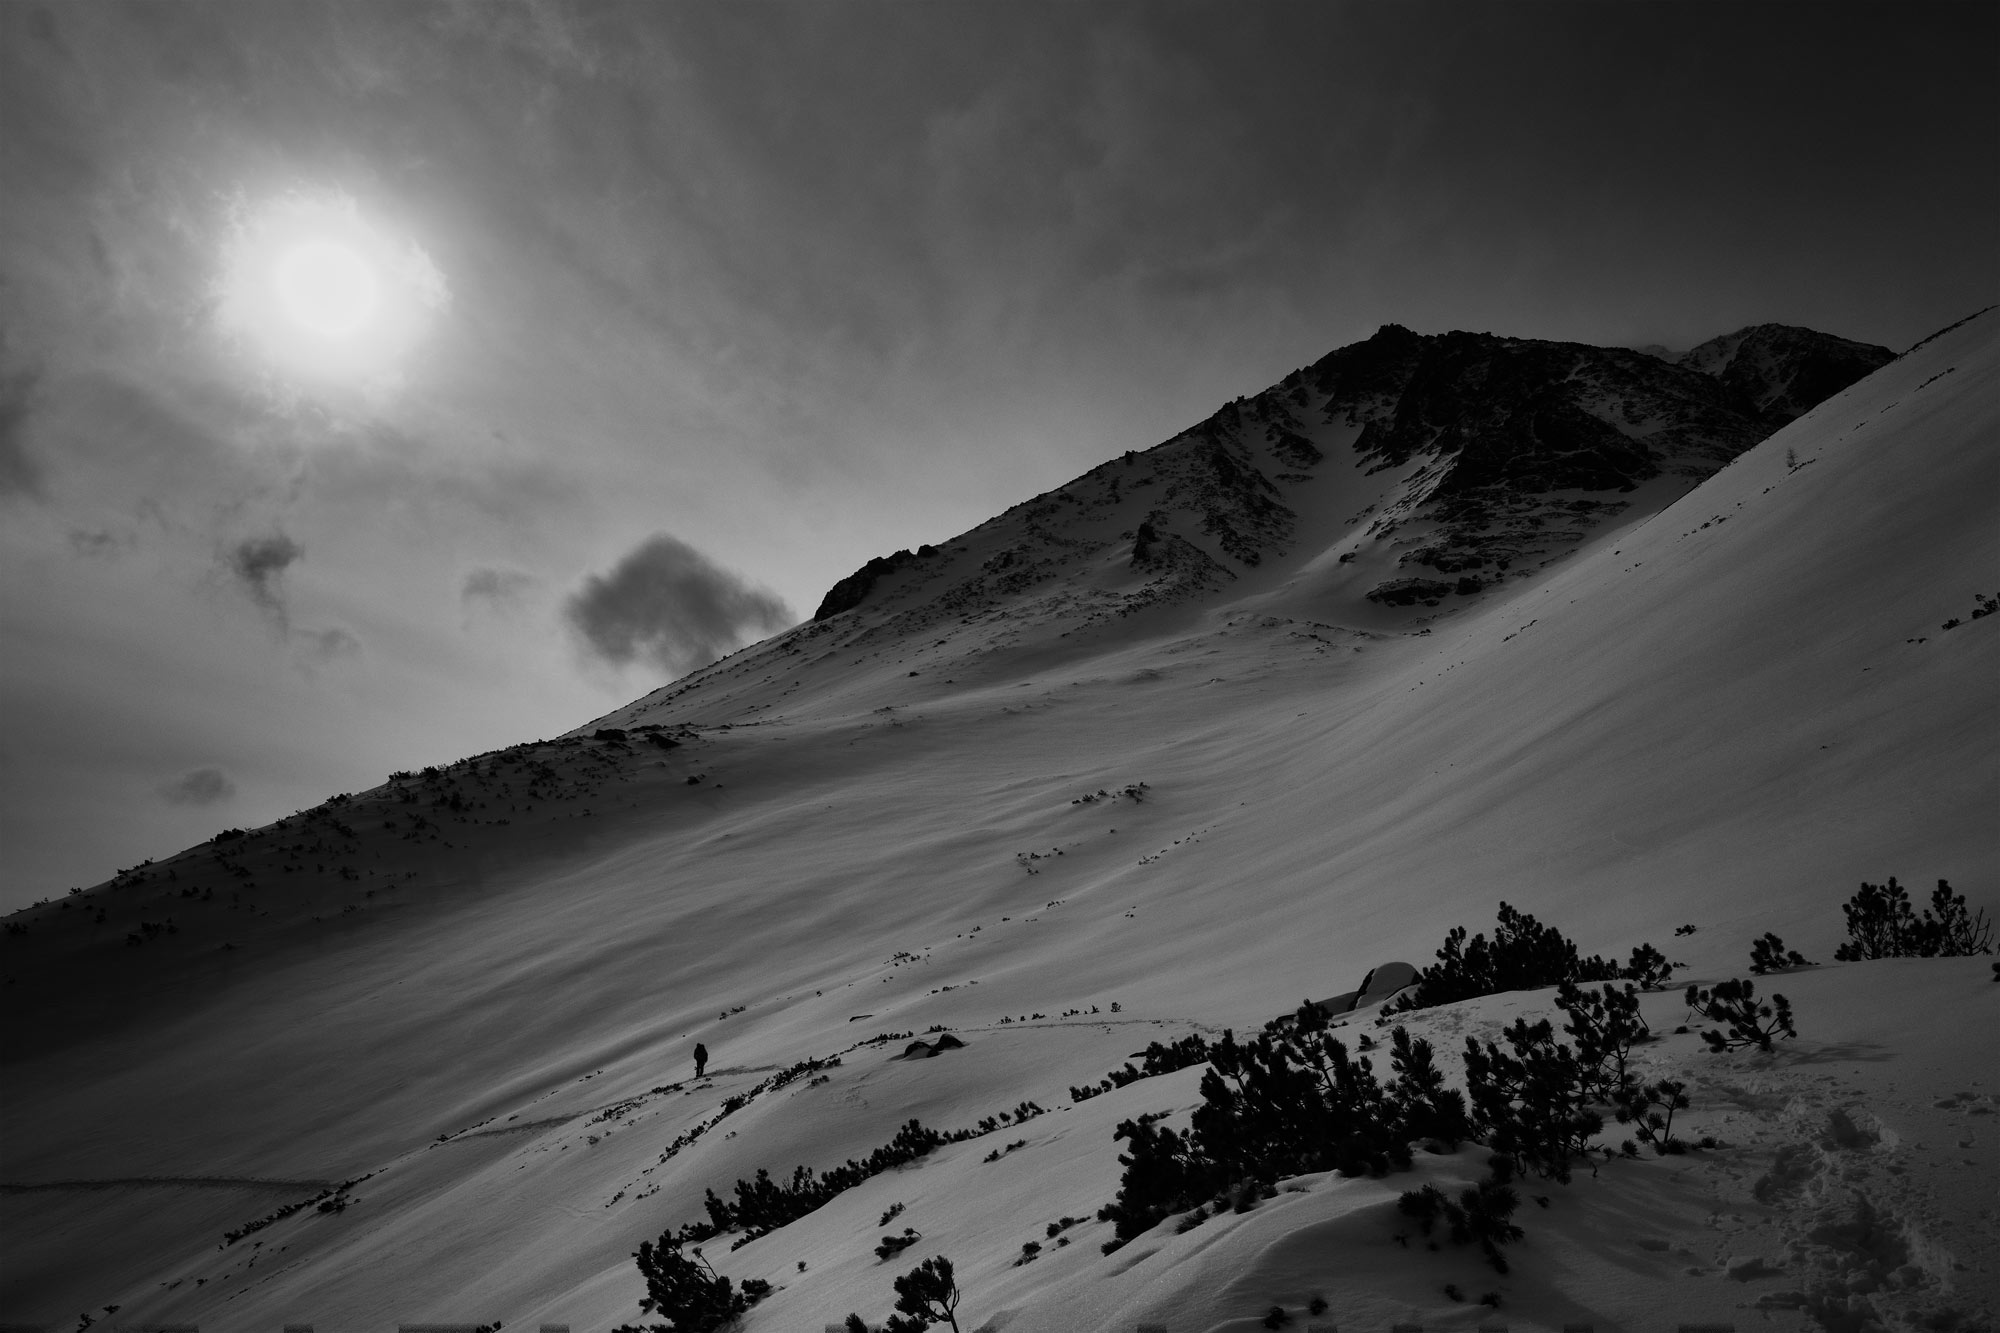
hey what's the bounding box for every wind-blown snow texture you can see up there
[2,314,1992,1333]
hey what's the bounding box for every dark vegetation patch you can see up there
[1749,932,1816,974]
[1833,877,1991,959]
[660,1100,1049,1253]
[1388,902,1675,1013]
[621,877,1988,1319]
[221,1172,375,1245]
[1070,1033,1214,1103]
[1939,591,1997,631]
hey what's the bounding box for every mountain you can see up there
[1678,323,1898,429]
[633,321,1890,723]
[811,322,1893,625]
[1,313,1991,1332]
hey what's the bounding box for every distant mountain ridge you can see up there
[808,322,1891,637]
[1677,323,1898,428]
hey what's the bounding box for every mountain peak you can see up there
[797,323,1888,664]
[1678,322,1894,427]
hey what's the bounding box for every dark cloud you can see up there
[227,532,303,619]
[0,364,44,500]
[157,766,235,807]
[461,566,535,612]
[565,534,792,679]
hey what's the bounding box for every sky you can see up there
[1,0,1995,911]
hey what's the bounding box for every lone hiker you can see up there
[694,1042,709,1079]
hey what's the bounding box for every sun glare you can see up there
[274,239,381,338]
[215,189,447,397]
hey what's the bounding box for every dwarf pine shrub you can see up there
[1555,980,1650,1103]
[1623,942,1680,990]
[1095,948,1680,1263]
[610,1236,770,1333]
[1462,1018,1603,1184]
[1613,1077,1691,1155]
[876,1227,921,1261]
[1833,878,1992,960]
[1396,1170,1525,1273]
[1070,1033,1213,1102]
[848,1254,965,1333]
[1095,1114,1220,1247]
[1095,1002,1472,1249]
[1387,1024,1475,1149]
[1748,932,1815,974]
[681,1119,946,1247]
[1390,902,1630,1012]
[1686,978,1795,1052]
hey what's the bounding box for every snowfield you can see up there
[2,311,1995,1332]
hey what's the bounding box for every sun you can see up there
[215,189,447,396]
[273,238,382,339]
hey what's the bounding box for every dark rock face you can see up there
[1365,577,1456,607]
[813,544,936,620]
[1309,326,1780,576]
[1677,324,1894,429]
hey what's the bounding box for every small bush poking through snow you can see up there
[1624,941,1680,990]
[1686,978,1796,1052]
[1614,1077,1691,1155]
[1939,590,1998,629]
[1749,932,1816,974]
[610,1236,769,1333]
[1398,1175,1526,1274]
[846,1254,966,1333]
[875,1227,921,1261]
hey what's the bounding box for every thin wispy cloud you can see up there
[67,528,130,559]
[461,566,535,613]
[298,626,361,661]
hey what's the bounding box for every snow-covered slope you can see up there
[1,313,1991,1332]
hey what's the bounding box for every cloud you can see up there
[157,766,235,807]
[298,626,361,661]
[226,532,304,619]
[0,364,44,500]
[564,534,793,679]
[68,528,131,558]
[462,566,535,613]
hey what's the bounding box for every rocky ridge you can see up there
[810,323,1892,634]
